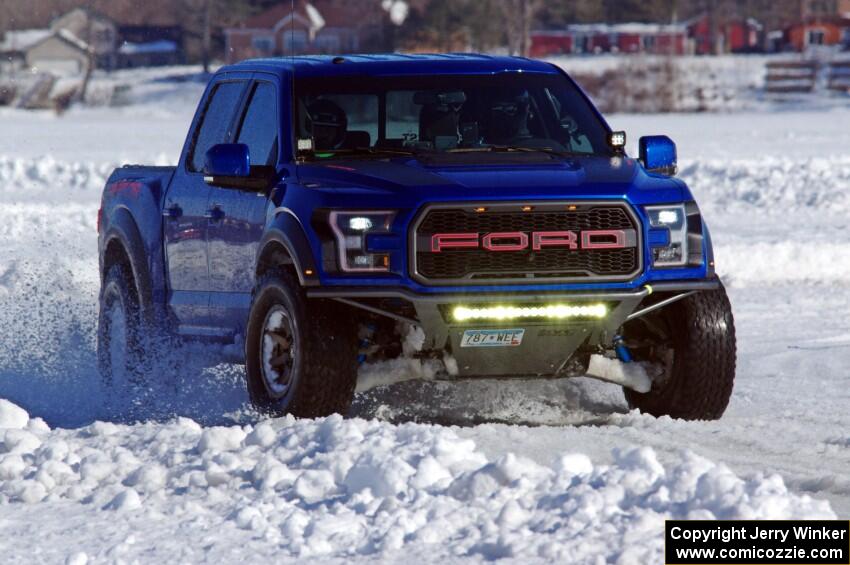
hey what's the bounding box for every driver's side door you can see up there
[208,78,281,330]
[164,79,247,333]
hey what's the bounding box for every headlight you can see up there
[646,204,687,267]
[328,211,395,272]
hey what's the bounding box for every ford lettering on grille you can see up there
[412,203,642,284]
[430,230,630,252]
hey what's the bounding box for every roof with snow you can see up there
[9,28,90,55]
[235,1,326,30]
[118,40,178,55]
[53,28,89,51]
[534,23,688,35]
[0,29,52,52]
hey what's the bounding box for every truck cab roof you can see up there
[219,53,560,79]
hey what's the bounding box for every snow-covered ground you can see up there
[1,74,849,563]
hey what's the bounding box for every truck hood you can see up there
[297,155,686,203]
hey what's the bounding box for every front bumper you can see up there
[307,279,719,378]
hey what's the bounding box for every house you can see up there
[117,25,184,67]
[529,31,573,57]
[224,1,386,63]
[0,26,92,76]
[686,15,764,54]
[50,7,118,70]
[777,0,850,51]
[530,23,688,58]
[0,29,52,72]
[786,16,850,50]
[3,7,187,74]
[225,2,326,62]
[606,23,687,54]
[530,15,768,58]
[802,0,850,19]
[24,30,91,75]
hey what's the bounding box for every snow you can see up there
[566,22,688,34]
[382,0,410,26]
[1,69,849,561]
[0,399,30,429]
[0,399,834,562]
[585,355,652,393]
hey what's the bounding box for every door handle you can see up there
[163,204,182,219]
[204,205,225,221]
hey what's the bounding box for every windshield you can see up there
[294,73,612,159]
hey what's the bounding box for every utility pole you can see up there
[202,0,212,74]
[79,12,95,103]
[519,0,528,56]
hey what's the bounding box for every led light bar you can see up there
[452,304,608,322]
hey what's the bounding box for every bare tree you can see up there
[180,0,253,73]
[0,5,6,79]
[502,0,543,56]
[78,15,95,103]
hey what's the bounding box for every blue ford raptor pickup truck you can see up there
[97,54,735,420]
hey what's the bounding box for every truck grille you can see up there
[411,202,642,284]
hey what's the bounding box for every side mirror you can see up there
[204,143,250,178]
[639,135,677,176]
[203,143,276,191]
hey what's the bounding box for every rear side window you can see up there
[236,82,279,166]
[188,81,245,172]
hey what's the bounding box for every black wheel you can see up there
[97,263,147,408]
[245,268,358,417]
[622,282,736,420]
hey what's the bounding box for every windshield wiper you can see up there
[303,146,418,160]
[445,145,584,157]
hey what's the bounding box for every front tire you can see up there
[623,283,736,420]
[245,269,358,417]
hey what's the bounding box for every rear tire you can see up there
[245,268,358,417]
[623,283,736,420]
[97,263,147,412]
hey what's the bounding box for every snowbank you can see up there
[550,54,771,112]
[0,156,112,195]
[0,399,834,562]
[682,156,850,214]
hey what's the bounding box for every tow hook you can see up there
[358,323,377,364]
[613,335,632,363]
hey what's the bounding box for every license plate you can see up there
[460,329,525,348]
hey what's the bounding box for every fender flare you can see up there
[703,221,716,277]
[101,207,155,323]
[256,208,319,287]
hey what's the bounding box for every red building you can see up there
[530,23,687,58]
[531,15,765,58]
[686,15,763,54]
[224,1,386,63]
[785,16,850,51]
[529,31,573,57]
